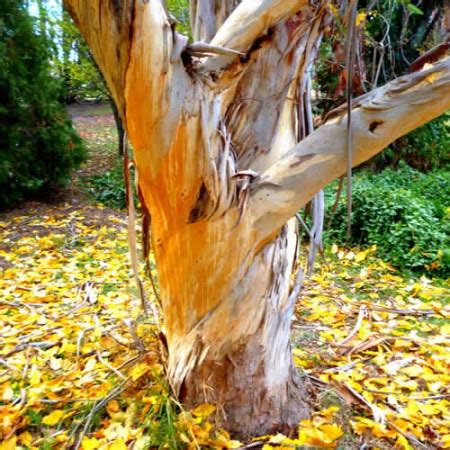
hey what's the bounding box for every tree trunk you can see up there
[64,0,450,438]
[108,96,125,156]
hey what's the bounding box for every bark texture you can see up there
[64,0,450,438]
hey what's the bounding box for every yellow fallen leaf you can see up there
[2,385,14,401]
[345,251,355,260]
[108,439,127,450]
[0,436,16,450]
[82,436,100,450]
[192,403,215,418]
[107,399,120,415]
[401,364,423,377]
[268,433,286,444]
[442,434,450,448]
[355,250,369,262]
[18,431,33,446]
[42,409,66,426]
[319,423,344,440]
[129,363,151,381]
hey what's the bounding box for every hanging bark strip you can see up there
[123,136,148,317]
[345,0,358,240]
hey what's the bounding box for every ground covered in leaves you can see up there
[1,104,449,449]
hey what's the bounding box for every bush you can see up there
[326,165,449,276]
[0,0,86,210]
[82,163,127,210]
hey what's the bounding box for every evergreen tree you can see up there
[0,0,86,210]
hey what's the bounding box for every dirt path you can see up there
[0,102,126,263]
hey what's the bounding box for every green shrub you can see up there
[0,0,86,210]
[82,163,127,210]
[326,166,449,276]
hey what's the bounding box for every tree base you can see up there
[178,348,311,439]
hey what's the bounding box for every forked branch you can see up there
[250,58,450,238]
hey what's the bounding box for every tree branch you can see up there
[199,0,309,75]
[250,58,450,238]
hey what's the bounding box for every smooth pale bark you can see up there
[199,0,309,74]
[64,0,450,438]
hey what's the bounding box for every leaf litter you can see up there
[1,206,448,449]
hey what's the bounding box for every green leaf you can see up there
[407,4,424,15]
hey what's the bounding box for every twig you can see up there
[0,300,35,312]
[295,213,328,266]
[412,394,450,401]
[122,319,145,352]
[32,431,66,446]
[74,400,99,450]
[387,420,428,449]
[334,305,367,348]
[0,358,22,375]
[324,357,372,373]
[327,176,344,230]
[115,354,141,371]
[186,42,244,57]
[38,398,100,404]
[340,381,386,424]
[4,340,60,357]
[76,329,86,359]
[66,378,130,449]
[123,137,148,316]
[96,350,126,380]
[288,267,305,305]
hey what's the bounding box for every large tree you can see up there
[64,0,450,438]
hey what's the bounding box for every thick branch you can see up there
[250,58,450,238]
[199,0,309,74]
[189,0,239,42]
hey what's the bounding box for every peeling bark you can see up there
[64,0,450,438]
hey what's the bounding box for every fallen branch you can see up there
[96,349,127,380]
[334,305,367,348]
[122,319,146,352]
[66,378,130,450]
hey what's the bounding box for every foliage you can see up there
[0,209,448,448]
[325,165,449,276]
[55,9,107,102]
[0,0,86,210]
[167,0,191,38]
[82,162,128,210]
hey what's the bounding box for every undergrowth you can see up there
[325,164,449,277]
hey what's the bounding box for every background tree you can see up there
[315,0,449,170]
[56,6,127,155]
[0,0,85,210]
[64,0,450,437]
